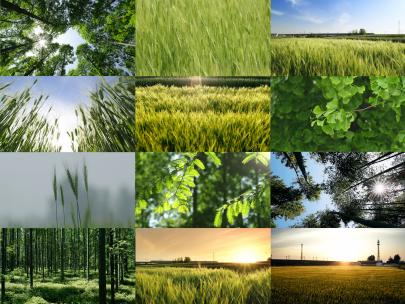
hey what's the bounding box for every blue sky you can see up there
[272,0,405,34]
[32,25,86,72]
[272,153,335,228]
[53,28,86,71]
[1,77,118,151]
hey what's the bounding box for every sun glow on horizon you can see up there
[233,248,262,263]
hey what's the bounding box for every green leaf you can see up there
[205,152,221,166]
[214,210,223,227]
[193,159,205,170]
[178,205,189,214]
[138,199,147,210]
[226,207,235,225]
[242,153,257,165]
[313,105,323,117]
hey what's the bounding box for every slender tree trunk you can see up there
[0,0,54,25]
[61,229,65,282]
[1,229,6,303]
[98,229,107,304]
[86,229,89,280]
[29,229,33,289]
[0,42,32,54]
[109,229,115,304]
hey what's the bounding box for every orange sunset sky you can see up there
[136,228,271,263]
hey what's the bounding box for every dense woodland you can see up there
[0,228,135,303]
[272,152,405,228]
[136,152,270,228]
[0,0,134,76]
[0,77,135,152]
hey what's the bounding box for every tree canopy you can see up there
[272,152,405,228]
[0,0,134,76]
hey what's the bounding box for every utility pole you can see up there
[301,244,303,261]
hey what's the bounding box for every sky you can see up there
[0,153,134,227]
[31,26,86,71]
[53,28,86,71]
[1,76,118,151]
[272,229,405,262]
[272,0,405,34]
[136,228,271,263]
[272,153,335,228]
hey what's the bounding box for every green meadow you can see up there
[271,38,405,76]
[136,0,271,76]
[135,85,270,152]
[135,267,270,304]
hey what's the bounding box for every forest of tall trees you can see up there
[136,152,270,228]
[0,0,134,76]
[0,228,135,303]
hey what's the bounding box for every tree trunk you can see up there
[109,229,115,303]
[29,229,33,289]
[61,229,65,282]
[98,229,107,304]
[1,229,6,303]
[86,228,89,280]
[0,0,54,25]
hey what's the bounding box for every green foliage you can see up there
[135,267,270,304]
[136,85,270,152]
[136,0,270,76]
[136,153,270,227]
[0,81,60,152]
[271,38,405,76]
[1,0,134,76]
[70,79,135,152]
[272,266,405,304]
[137,153,219,217]
[271,77,405,151]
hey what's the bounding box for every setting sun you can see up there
[233,249,260,263]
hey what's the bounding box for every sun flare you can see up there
[233,249,259,263]
[373,182,386,195]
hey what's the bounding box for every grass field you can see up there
[2,270,135,304]
[272,266,405,304]
[135,85,270,151]
[135,267,270,304]
[271,38,405,76]
[136,0,271,76]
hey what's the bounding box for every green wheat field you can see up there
[135,267,270,304]
[135,85,270,152]
[136,0,271,76]
[272,266,405,304]
[271,38,405,76]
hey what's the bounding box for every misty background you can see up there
[0,153,134,227]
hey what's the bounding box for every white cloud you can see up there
[296,14,324,24]
[272,9,285,16]
[286,0,302,7]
